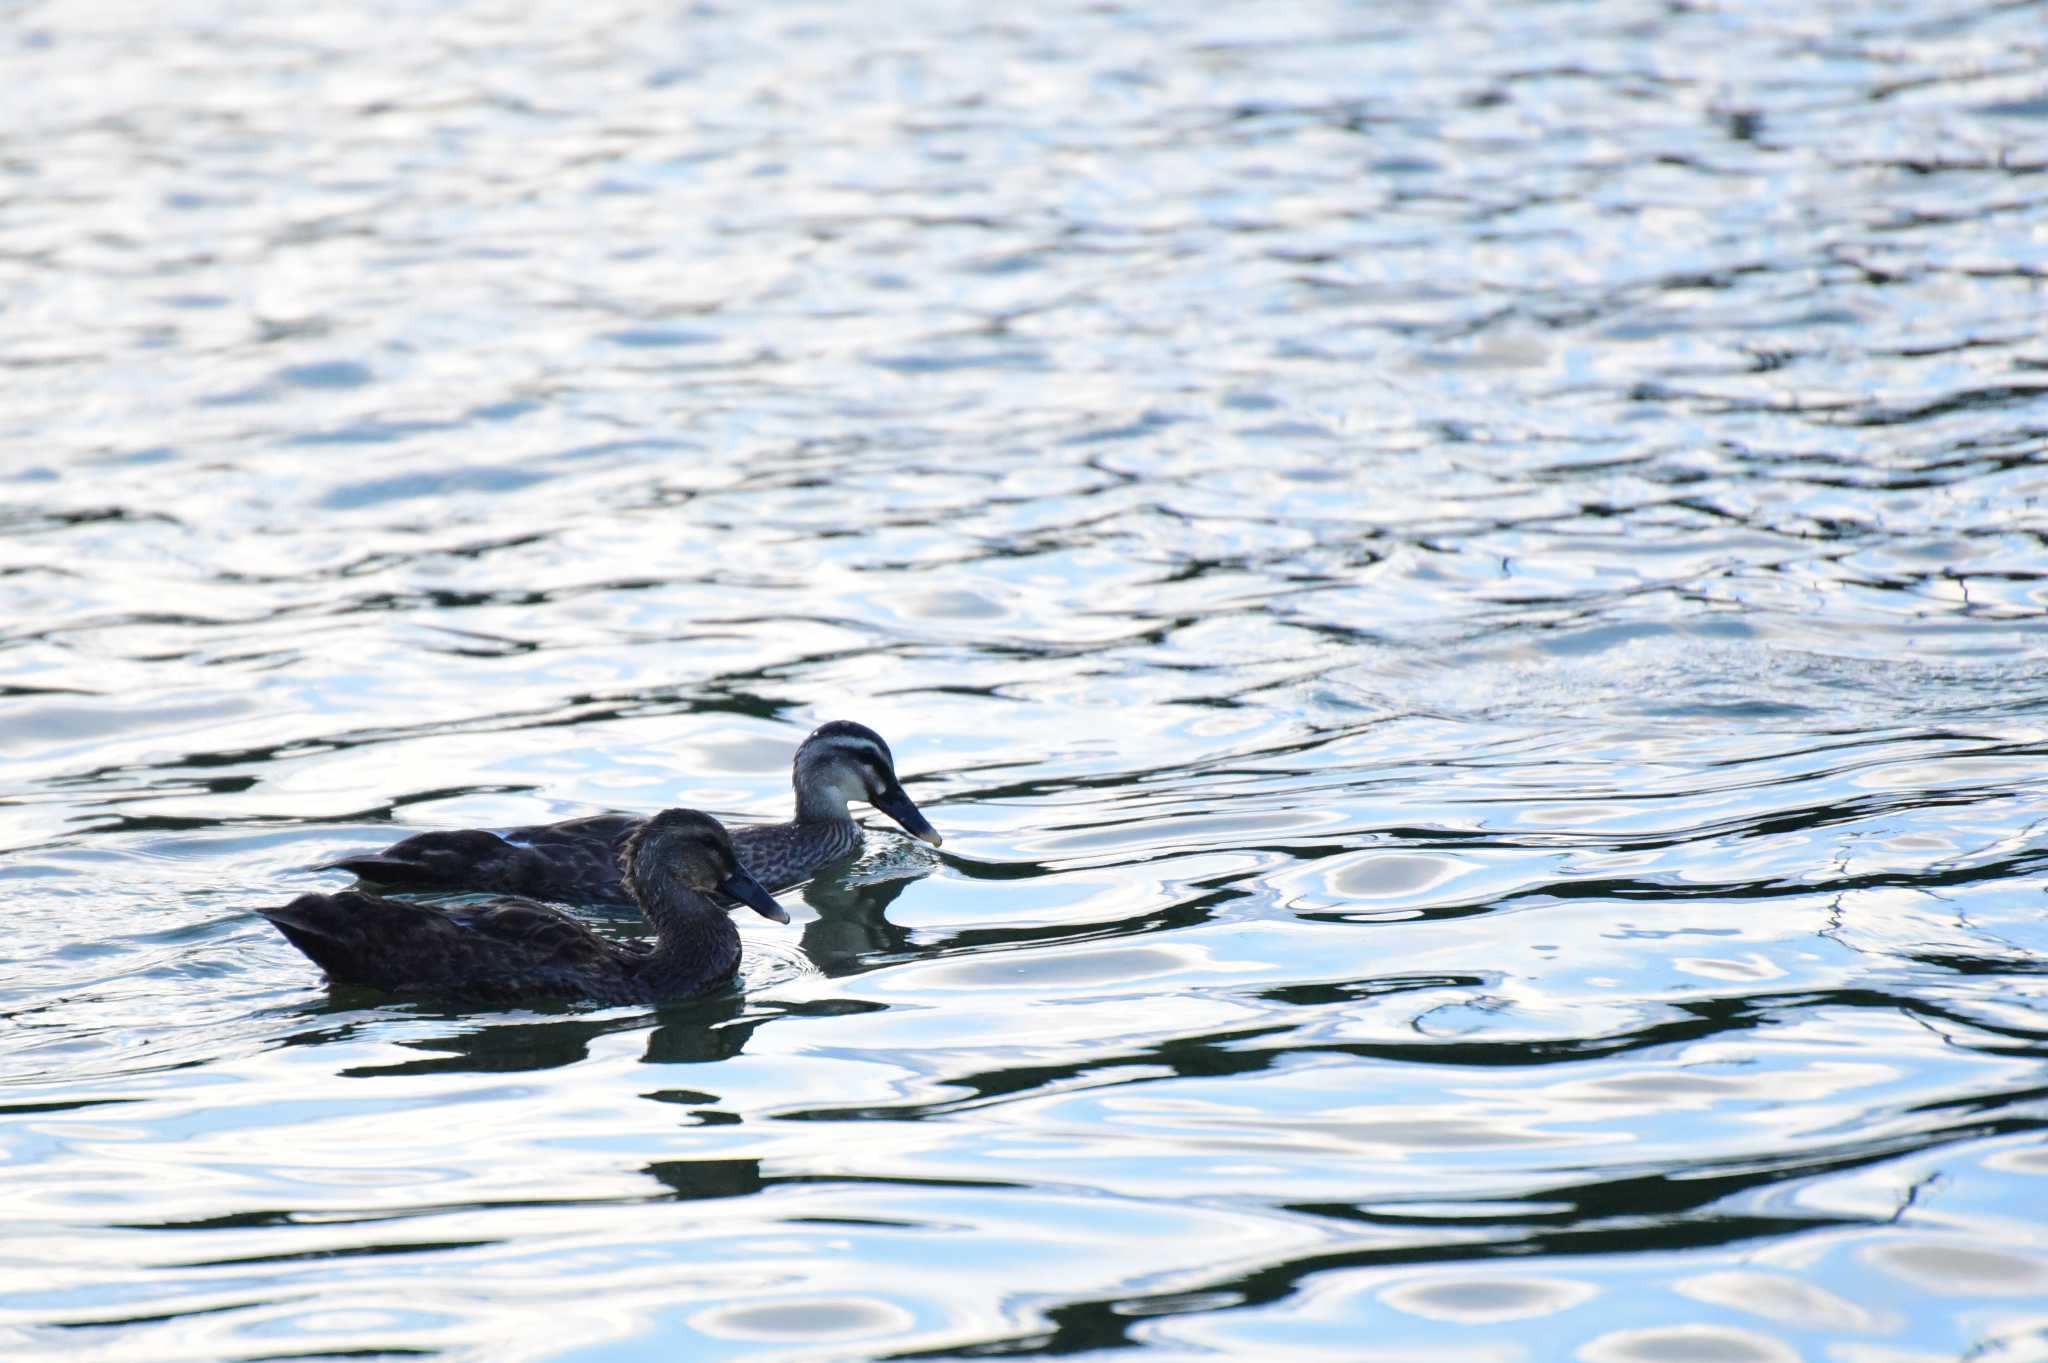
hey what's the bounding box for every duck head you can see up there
[792,720,942,847]
[623,808,790,922]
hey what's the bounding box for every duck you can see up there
[327,720,941,904]
[262,809,790,1004]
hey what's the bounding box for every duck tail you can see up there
[258,891,451,988]
[321,830,515,889]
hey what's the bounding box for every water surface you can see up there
[5,2,2048,1360]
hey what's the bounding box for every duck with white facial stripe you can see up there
[328,720,941,905]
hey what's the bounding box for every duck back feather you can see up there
[329,815,638,902]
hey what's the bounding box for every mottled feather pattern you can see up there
[732,817,864,892]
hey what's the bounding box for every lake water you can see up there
[6,2,2048,1360]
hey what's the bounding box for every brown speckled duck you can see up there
[263,809,788,1004]
[328,720,941,904]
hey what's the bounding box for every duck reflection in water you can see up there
[330,720,941,904]
[262,809,789,1005]
[306,995,768,1076]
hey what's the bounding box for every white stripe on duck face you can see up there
[804,734,895,776]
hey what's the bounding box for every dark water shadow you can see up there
[270,987,761,1077]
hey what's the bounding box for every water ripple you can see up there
[6,0,2048,1360]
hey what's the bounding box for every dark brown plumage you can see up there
[327,721,940,904]
[263,809,789,1005]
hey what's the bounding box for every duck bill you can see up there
[721,865,790,923]
[872,783,942,848]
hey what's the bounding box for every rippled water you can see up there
[7,2,2048,1359]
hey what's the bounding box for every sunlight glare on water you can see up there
[4,1,2048,1360]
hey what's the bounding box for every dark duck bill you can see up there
[721,861,790,923]
[870,780,941,848]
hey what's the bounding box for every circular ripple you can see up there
[1867,1241,2048,1297]
[1383,1275,1600,1324]
[1578,1324,1800,1363]
[691,1296,916,1343]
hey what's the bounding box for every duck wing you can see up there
[325,814,643,903]
[260,890,643,1003]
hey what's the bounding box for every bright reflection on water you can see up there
[5,1,2048,1360]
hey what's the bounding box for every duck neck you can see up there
[793,776,856,827]
[630,869,741,984]
[645,906,740,987]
